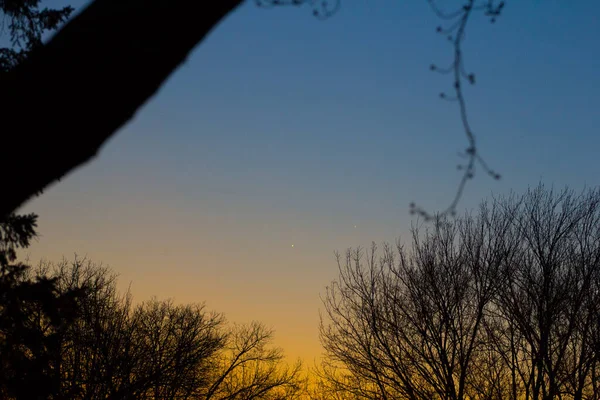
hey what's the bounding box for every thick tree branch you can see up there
[0,0,244,218]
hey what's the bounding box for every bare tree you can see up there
[488,186,600,400]
[310,358,386,400]
[206,321,306,400]
[127,299,226,400]
[319,219,507,400]
[319,185,600,400]
[31,259,226,400]
[30,259,305,400]
[34,257,136,399]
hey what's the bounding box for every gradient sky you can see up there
[20,0,600,363]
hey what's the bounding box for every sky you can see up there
[18,0,600,363]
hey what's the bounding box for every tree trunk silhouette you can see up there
[0,0,244,218]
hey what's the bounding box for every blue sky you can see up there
[21,0,600,361]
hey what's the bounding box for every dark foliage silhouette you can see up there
[0,0,505,220]
[0,11,77,389]
[318,184,600,400]
[0,215,84,399]
[0,0,73,72]
[2,257,305,399]
[0,0,72,210]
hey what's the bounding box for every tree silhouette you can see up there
[206,321,306,400]
[0,0,506,219]
[0,0,73,72]
[318,184,600,400]
[0,0,73,211]
[14,258,305,399]
[0,0,244,218]
[131,298,226,399]
[0,215,84,399]
[488,187,600,399]
[33,258,141,399]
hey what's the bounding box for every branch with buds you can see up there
[410,0,505,220]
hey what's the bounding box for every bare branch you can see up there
[411,1,505,221]
[255,0,341,19]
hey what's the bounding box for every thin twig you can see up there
[255,0,340,19]
[411,0,504,221]
[253,0,505,221]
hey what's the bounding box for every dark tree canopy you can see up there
[0,213,85,399]
[0,0,73,71]
[0,257,306,399]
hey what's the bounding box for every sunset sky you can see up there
[21,0,600,363]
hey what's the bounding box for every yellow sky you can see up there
[20,171,400,363]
